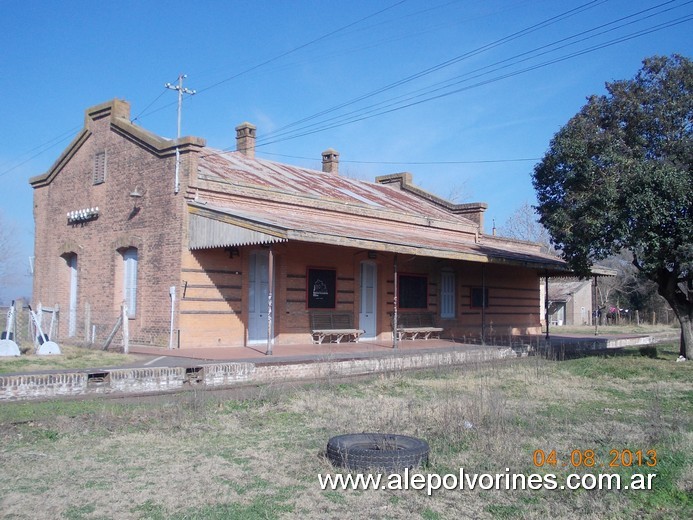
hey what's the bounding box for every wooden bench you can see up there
[393,312,443,341]
[310,312,365,344]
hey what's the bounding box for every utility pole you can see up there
[165,74,195,194]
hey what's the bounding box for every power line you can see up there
[256,150,541,165]
[249,7,693,148]
[0,1,410,178]
[253,0,691,147]
[261,0,607,139]
[133,0,410,122]
[130,83,174,124]
[0,126,81,179]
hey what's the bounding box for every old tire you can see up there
[326,433,429,471]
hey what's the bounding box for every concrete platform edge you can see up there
[0,346,515,402]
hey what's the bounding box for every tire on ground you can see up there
[326,433,429,471]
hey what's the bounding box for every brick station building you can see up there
[30,98,570,350]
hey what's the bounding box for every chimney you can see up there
[321,148,339,174]
[235,122,256,158]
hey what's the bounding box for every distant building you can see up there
[30,99,571,349]
[540,278,594,326]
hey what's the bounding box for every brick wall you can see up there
[179,242,542,348]
[31,100,198,347]
[0,348,514,401]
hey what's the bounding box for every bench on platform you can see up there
[310,312,364,344]
[393,312,443,341]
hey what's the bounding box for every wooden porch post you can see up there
[545,271,550,340]
[593,275,599,336]
[266,247,274,356]
[393,254,398,350]
[481,264,486,345]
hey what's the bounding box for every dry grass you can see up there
[0,344,148,374]
[0,345,690,519]
[554,324,678,335]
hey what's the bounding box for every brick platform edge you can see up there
[0,346,515,402]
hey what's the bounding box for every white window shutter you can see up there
[123,248,138,317]
[440,271,455,318]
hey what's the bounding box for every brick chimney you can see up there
[322,148,339,174]
[235,122,256,158]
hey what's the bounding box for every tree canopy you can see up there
[532,54,692,357]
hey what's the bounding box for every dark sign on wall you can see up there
[307,268,336,308]
[398,274,428,309]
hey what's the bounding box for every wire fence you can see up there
[0,300,127,351]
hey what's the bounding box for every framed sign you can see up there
[307,268,336,309]
[398,274,428,309]
[471,287,489,308]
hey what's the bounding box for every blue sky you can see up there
[0,0,691,303]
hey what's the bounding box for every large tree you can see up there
[532,55,692,358]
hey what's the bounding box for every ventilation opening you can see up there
[87,371,110,385]
[184,366,204,385]
[93,151,107,185]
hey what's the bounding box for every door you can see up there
[359,261,377,339]
[68,254,78,337]
[248,251,270,344]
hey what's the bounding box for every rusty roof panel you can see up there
[198,150,465,222]
[190,201,566,270]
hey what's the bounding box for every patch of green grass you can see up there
[486,504,523,519]
[558,347,691,383]
[420,508,443,520]
[557,324,676,335]
[182,486,297,520]
[132,500,167,520]
[10,480,51,495]
[83,479,112,490]
[324,490,347,504]
[328,382,370,398]
[62,503,96,520]
[630,450,692,512]
[0,344,148,374]
[0,398,140,424]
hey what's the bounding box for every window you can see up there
[123,248,138,317]
[66,254,78,337]
[93,151,107,185]
[471,287,489,308]
[399,274,428,309]
[440,271,455,318]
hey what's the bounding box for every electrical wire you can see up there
[253,15,693,148]
[133,0,410,122]
[0,0,410,178]
[262,0,607,139]
[254,0,691,147]
[0,126,81,179]
[257,150,541,165]
[3,1,691,176]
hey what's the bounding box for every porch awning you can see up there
[188,201,570,273]
[189,212,287,250]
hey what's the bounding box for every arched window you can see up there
[65,253,78,336]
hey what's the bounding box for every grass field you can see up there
[550,324,678,336]
[0,344,690,519]
[0,344,148,374]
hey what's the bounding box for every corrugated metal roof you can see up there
[548,280,592,302]
[189,213,287,250]
[190,149,571,272]
[197,150,470,224]
[189,201,567,271]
